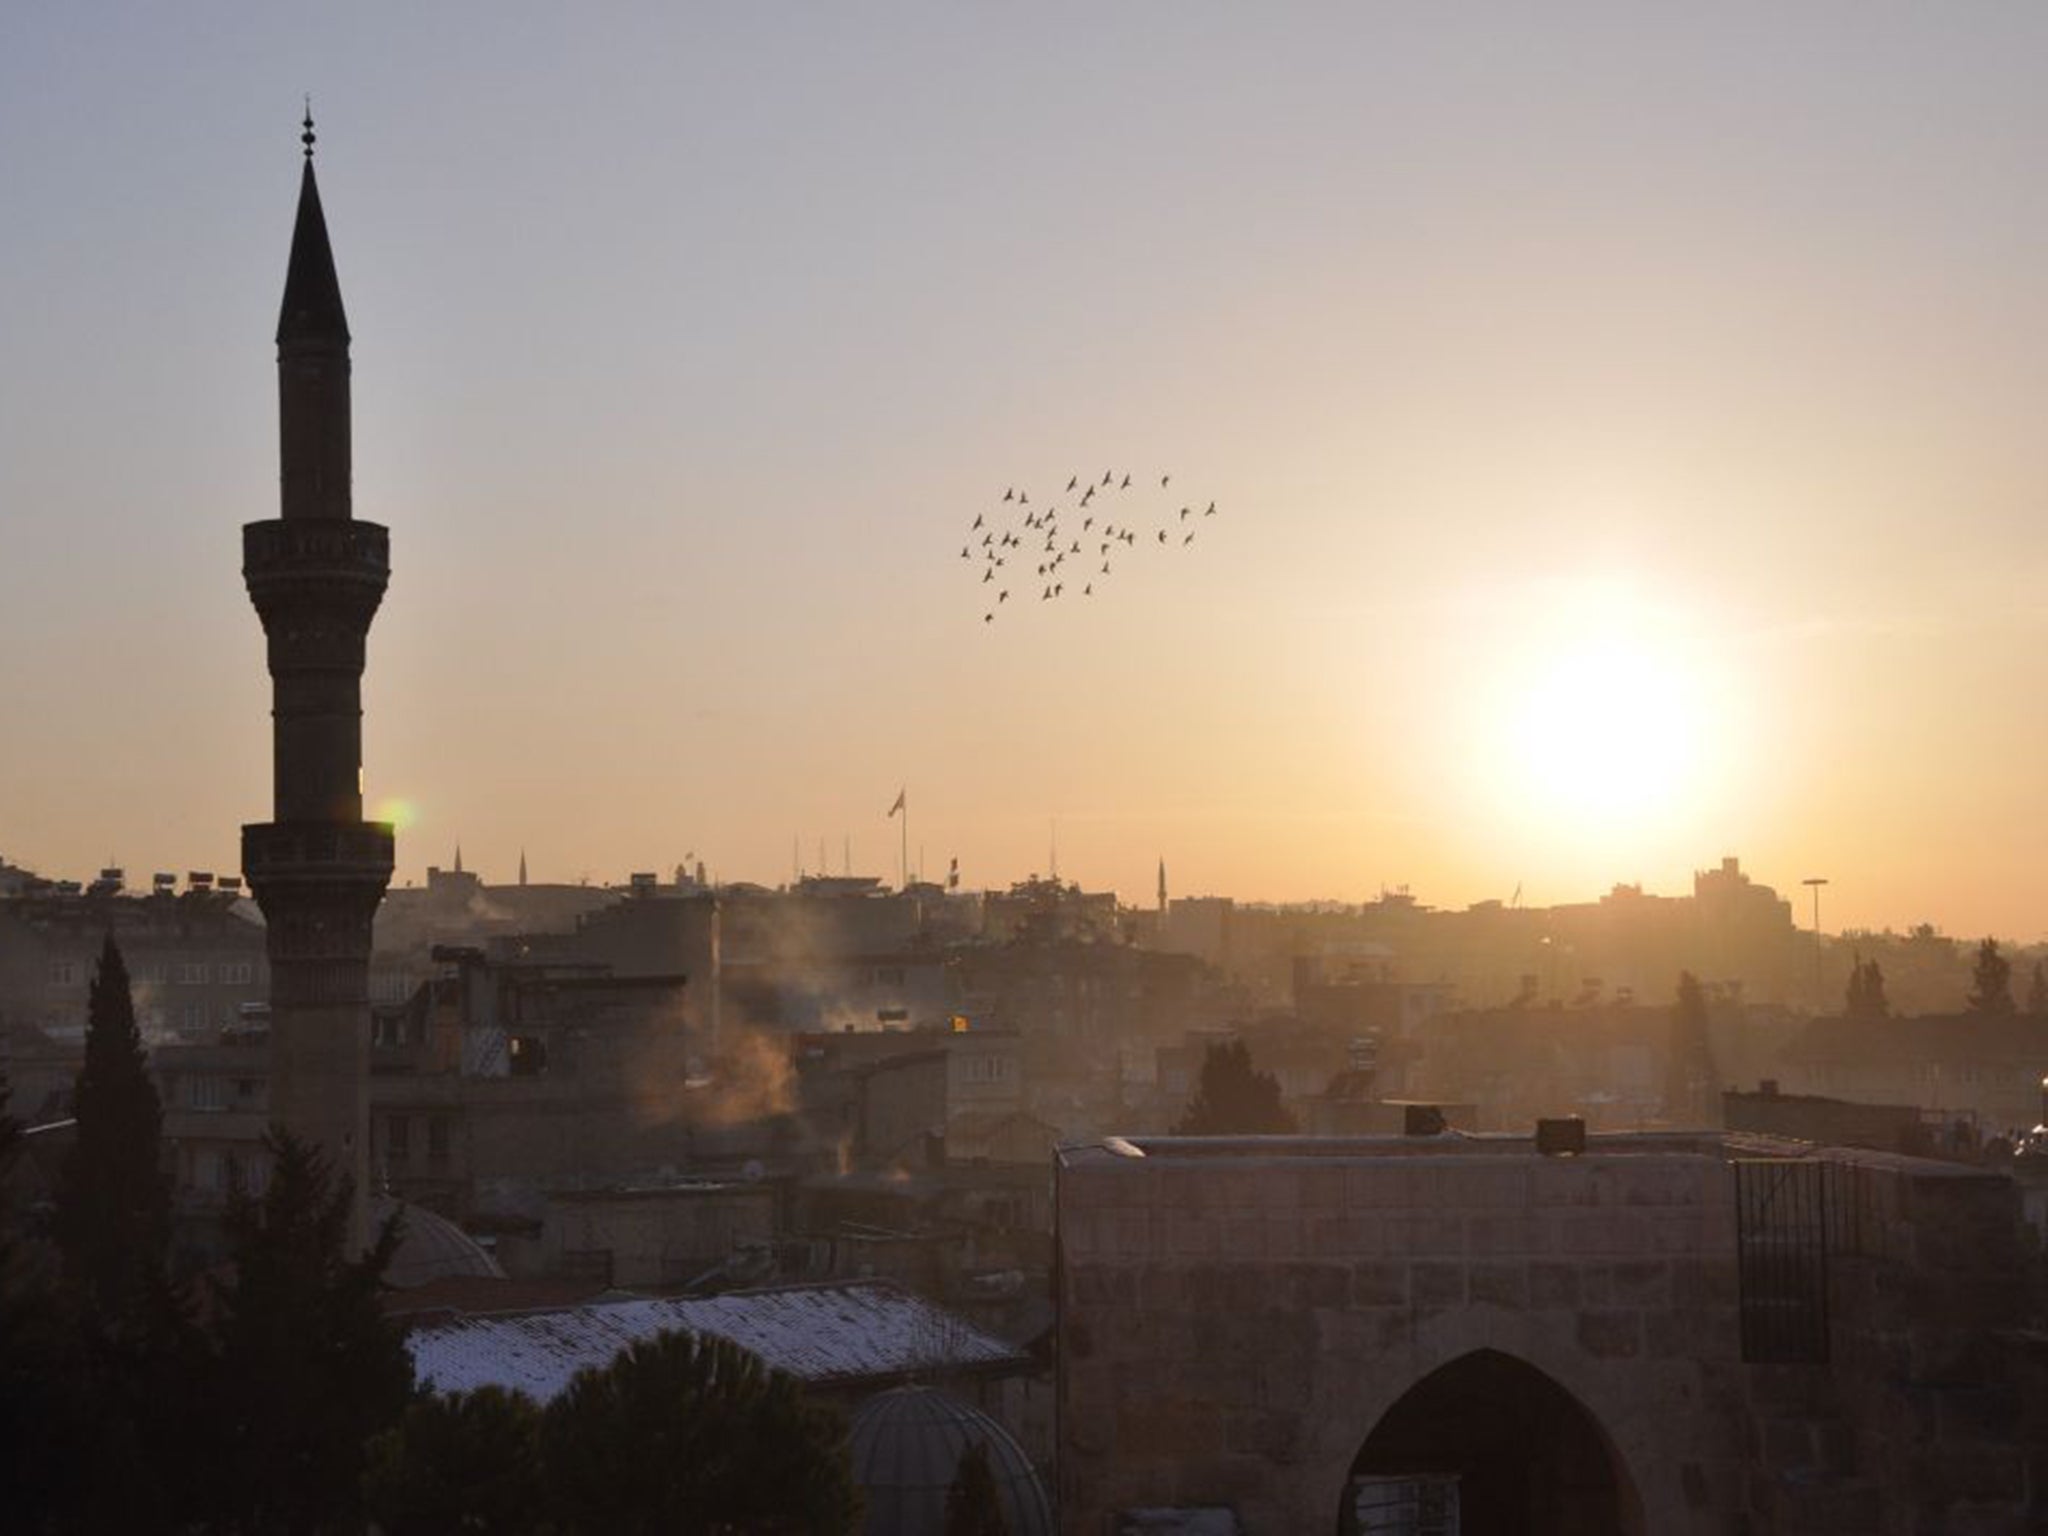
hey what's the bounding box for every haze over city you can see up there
[7,5,2048,935]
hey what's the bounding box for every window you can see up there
[386,1115,410,1162]
[1735,1159,1830,1364]
[176,961,210,986]
[186,1075,226,1112]
[427,1116,450,1166]
[47,959,78,987]
[220,961,254,986]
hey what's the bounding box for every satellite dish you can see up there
[742,1160,766,1183]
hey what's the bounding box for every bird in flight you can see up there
[956,466,1223,623]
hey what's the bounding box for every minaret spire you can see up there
[243,115,394,1249]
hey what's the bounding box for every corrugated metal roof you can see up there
[407,1279,1025,1402]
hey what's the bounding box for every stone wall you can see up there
[1055,1135,2048,1535]
[1056,1136,1751,1532]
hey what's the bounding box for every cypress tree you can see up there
[1665,972,1717,1125]
[50,935,169,1317]
[1968,938,2015,1015]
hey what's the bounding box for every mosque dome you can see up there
[367,1195,506,1288]
[848,1385,1053,1536]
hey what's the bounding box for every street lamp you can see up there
[1802,878,1829,1009]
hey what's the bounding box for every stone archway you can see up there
[1337,1349,1646,1535]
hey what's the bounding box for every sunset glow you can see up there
[2,8,2047,935]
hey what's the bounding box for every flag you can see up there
[887,788,906,818]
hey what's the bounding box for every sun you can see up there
[1464,582,1726,843]
[1508,638,1699,822]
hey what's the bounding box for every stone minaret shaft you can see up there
[242,126,393,1239]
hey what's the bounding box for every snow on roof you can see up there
[407,1279,1026,1402]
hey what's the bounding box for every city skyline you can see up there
[7,7,2048,935]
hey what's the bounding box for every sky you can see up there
[3,5,2048,936]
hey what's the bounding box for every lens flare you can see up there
[371,796,419,832]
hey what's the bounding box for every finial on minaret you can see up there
[302,98,316,160]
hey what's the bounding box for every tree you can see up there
[364,1386,546,1536]
[539,1329,860,1535]
[1968,938,2015,1015]
[1665,972,1717,1125]
[1844,953,1889,1020]
[944,1439,1012,1536]
[0,1078,90,1532]
[2027,962,2048,1018]
[50,935,169,1317]
[200,1129,413,1536]
[1172,1038,1298,1135]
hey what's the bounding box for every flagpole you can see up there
[901,799,909,891]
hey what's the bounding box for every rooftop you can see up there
[407,1278,1028,1401]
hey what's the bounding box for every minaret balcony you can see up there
[242,819,396,889]
[244,517,389,603]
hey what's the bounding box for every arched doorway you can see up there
[1338,1350,1644,1535]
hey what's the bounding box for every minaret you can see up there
[241,111,393,1244]
[1157,857,1168,914]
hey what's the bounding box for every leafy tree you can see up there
[200,1129,412,1536]
[1173,1038,1298,1135]
[1844,954,1889,1020]
[539,1329,860,1536]
[2027,962,2048,1018]
[364,1386,546,1536]
[944,1438,1012,1536]
[1665,972,1717,1124]
[1968,938,2015,1015]
[50,935,169,1317]
[0,1079,89,1532]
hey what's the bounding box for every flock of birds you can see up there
[960,470,1221,623]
